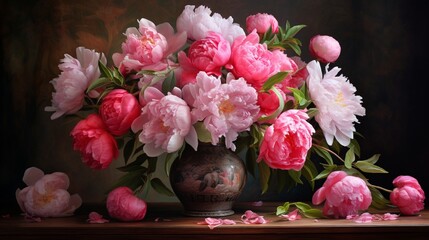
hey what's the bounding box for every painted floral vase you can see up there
[169,143,247,217]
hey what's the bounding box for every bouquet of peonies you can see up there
[40,5,424,220]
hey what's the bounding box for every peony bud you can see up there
[390,175,425,215]
[309,35,341,63]
[106,186,147,221]
[246,13,279,34]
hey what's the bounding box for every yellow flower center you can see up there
[219,100,235,115]
[335,92,347,107]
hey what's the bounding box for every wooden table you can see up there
[1,202,428,240]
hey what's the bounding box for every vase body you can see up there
[169,143,247,217]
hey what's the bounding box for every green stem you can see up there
[312,143,345,163]
[367,183,392,193]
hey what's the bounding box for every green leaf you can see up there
[360,154,381,165]
[301,208,324,218]
[276,202,290,215]
[147,157,157,174]
[194,122,212,143]
[257,161,271,194]
[354,161,388,173]
[313,165,337,181]
[261,71,289,91]
[288,170,303,184]
[344,147,355,169]
[150,178,175,196]
[312,145,334,165]
[288,87,307,107]
[162,71,176,94]
[284,24,306,39]
[98,60,113,79]
[116,155,147,172]
[302,160,317,189]
[293,201,312,211]
[164,152,178,177]
[349,138,361,158]
[123,138,135,164]
[368,186,391,209]
[109,169,146,192]
[86,77,111,93]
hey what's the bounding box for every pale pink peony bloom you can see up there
[16,167,82,217]
[182,72,259,151]
[390,175,425,215]
[227,31,297,90]
[45,47,106,120]
[106,186,147,222]
[70,114,119,169]
[306,60,365,146]
[177,31,231,87]
[312,171,372,218]
[241,210,267,224]
[131,87,198,157]
[309,35,341,63]
[99,89,141,136]
[112,18,186,75]
[257,109,315,171]
[246,13,279,34]
[176,5,245,44]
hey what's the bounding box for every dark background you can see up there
[1,0,428,211]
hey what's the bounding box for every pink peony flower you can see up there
[131,87,198,157]
[227,31,297,90]
[112,18,186,75]
[99,89,141,136]
[45,47,106,120]
[182,72,259,151]
[309,35,341,63]
[176,5,245,43]
[390,175,425,215]
[312,171,372,218]
[70,114,119,169]
[258,109,315,171]
[246,13,279,34]
[106,186,147,222]
[177,31,231,87]
[306,60,365,146]
[15,167,82,217]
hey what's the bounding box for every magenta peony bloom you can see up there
[131,87,198,157]
[177,31,231,87]
[70,114,119,169]
[112,18,186,75]
[246,13,279,34]
[176,5,245,43]
[257,109,315,171]
[15,167,82,217]
[106,186,147,222]
[306,60,365,146]
[312,171,372,218]
[309,35,341,63]
[182,72,259,151]
[45,47,106,120]
[99,89,141,136]
[390,175,425,215]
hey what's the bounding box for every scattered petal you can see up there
[154,217,172,222]
[354,212,373,223]
[24,214,42,223]
[251,201,264,207]
[241,210,267,224]
[197,217,236,229]
[87,211,109,224]
[382,213,399,221]
[279,209,302,221]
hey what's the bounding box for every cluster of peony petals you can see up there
[70,114,119,169]
[16,167,82,217]
[45,47,106,120]
[258,109,315,171]
[390,175,425,215]
[312,171,372,218]
[106,186,147,221]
